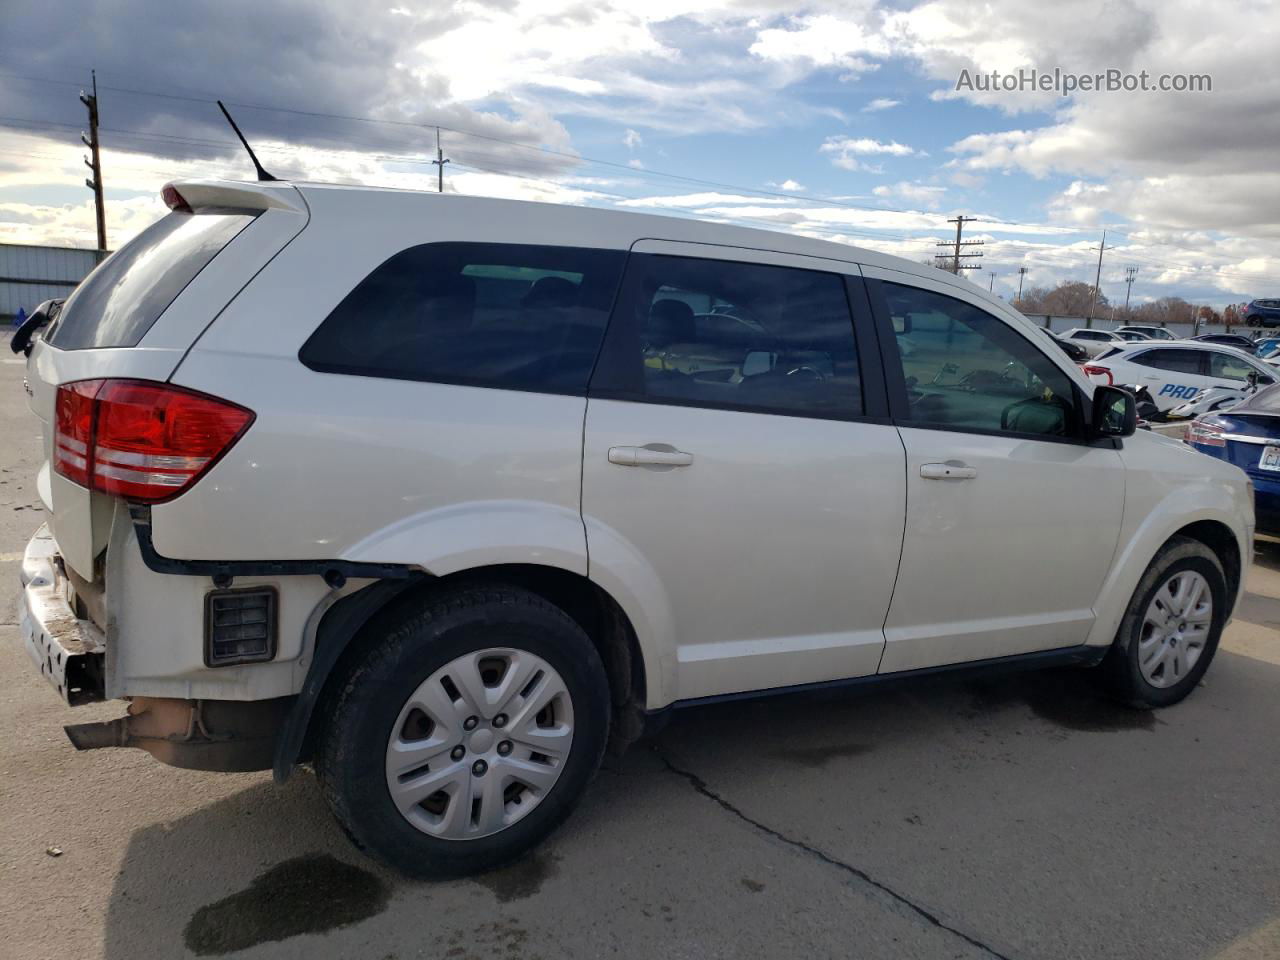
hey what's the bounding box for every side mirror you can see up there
[1092,385,1137,438]
[10,298,61,357]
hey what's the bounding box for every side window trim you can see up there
[587,252,890,422]
[864,276,1092,444]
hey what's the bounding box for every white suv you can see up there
[17,179,1254,877]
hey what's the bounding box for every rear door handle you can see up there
[920,461,977,480]
[608,445,694,467]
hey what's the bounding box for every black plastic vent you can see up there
[204,587,277,667]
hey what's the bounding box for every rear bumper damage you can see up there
[19,523,106,705]
[17,522,295,771]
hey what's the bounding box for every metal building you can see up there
[1,243,103,322]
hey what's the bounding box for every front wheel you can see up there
[1100,536,1227,708]
[316,584,610,878]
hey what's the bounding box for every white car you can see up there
[1083,340,1277,411]
[1116,325,1178,341]
[17,178,1254,878]
[1058,327,1129,357]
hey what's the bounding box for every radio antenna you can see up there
[216,100,277,182]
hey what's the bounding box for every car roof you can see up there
[1111,340,1263,358]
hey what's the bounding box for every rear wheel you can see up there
[1101,537,1226,708]
[316,584,609,878]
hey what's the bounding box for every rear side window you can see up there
[592,254,862,418]
[1131,348,1203,375]
[300,243,625,394]
[46,212,254,350]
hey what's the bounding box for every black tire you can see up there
[315,584,610,878]
[1100,536,1227,708]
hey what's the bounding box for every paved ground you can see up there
[1,352,1277,960]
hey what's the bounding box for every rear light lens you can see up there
[1082,364,1114,384]
[161,184,192,212]
[1187,418,1227,448]
[53,379,253,503]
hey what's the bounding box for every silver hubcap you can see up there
[1138,570,1212,689]
[384,648,574,840]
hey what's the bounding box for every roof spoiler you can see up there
[161,179,307,215]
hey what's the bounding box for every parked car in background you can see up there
[1059,327,1127,358]
[1188,383,1280,530]
[1116,325,1177,341]
[1114,330,1154,342]
[18,178,1254,878]
[1167,381,1260,421]
[1191,333,1259,354]
[1085,341,1276,411]
[1046,330,1090,362]
[1243,299,1280,328]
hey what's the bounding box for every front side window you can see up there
[300,242,626,394]
[1209,351,1262,382]
[882,283,1079,437]
[600,254,862,418]
[1131,349,1203,375]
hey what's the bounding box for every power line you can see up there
[3,71,1278,287]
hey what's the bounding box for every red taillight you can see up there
[1082,364,1113,385]
[161,184,192,212]
[1186,418,1227,448]
[54,379,103,487]
[53,379,253,503]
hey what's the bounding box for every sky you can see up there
[1,0,1277,309]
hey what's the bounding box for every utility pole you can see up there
[1087,230,1108,327]
[1017,266,1029,300]
[80,70,107,256]
[934,216,983,274]
[431,127,450,193]
[1123,266,1138,311]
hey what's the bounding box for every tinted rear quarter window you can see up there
[46,212,254,350]
[300,242,625,394]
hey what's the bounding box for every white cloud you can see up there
[820,136,916,170]
[772,179,806,191]
[862,97,900,112]
[873,181,946,209]
[623,128,643,150]
[749,12,889,75]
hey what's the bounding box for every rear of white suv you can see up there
[17,178,1254,878]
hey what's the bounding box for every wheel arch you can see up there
[1086,506,1248,650]
[278,563,650,780]
[1171,519,1242,616]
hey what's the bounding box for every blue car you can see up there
[1188,383,1280,530]
[1244,298,1280,328]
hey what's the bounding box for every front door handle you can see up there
[920,461,977,480]
[608,445,694,467]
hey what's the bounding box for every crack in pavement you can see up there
[660,753,1015,960]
